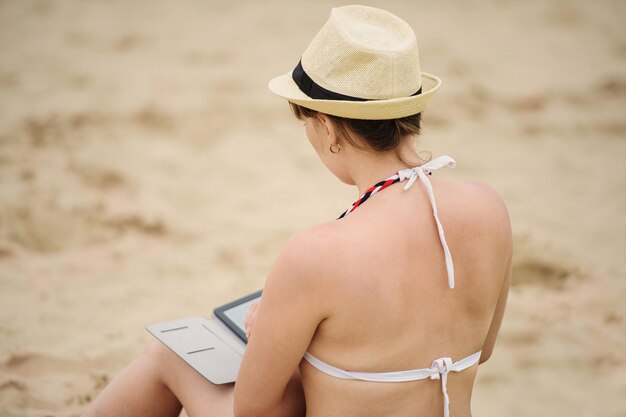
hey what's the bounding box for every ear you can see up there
[317,113,339,147]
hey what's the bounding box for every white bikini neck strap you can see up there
[398,155,457,289]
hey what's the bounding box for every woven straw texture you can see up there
[303,6,421,100]
[268,5,441,120]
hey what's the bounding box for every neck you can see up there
[349,143,423,195]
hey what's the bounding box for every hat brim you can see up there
[268,71,441,120]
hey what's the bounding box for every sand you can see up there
[0,0,625,416]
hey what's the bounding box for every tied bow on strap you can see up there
[429,357,454,379]
[398,166,431,190]
[398,155,457,288]
[430,357,454,417]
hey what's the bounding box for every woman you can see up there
[85,5,512,417]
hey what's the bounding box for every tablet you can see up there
[146,316,245,384]
[146,289,263,384]
[213,290,262,343]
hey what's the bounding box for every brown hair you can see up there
[289,103,430,166]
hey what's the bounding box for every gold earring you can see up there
[329,143,341,154]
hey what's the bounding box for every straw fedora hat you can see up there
[268,5,441,120]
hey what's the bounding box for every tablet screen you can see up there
[213,290,262,343]
[223,297,259,334]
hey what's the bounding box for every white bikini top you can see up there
[303,155,482,417]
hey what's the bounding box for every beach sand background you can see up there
[0,0,625,416]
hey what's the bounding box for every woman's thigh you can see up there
[150,341,235,417]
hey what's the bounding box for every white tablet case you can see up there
[146,316,246,384]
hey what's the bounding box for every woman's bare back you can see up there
[301,178,512,417]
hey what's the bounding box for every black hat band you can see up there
[292,60,422,102]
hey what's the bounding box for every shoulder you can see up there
[266,222,344,290]
[457,180,513,251]
[277,222,345,275]
[460,180,510,216]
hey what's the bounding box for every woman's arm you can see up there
[233,228,331,417]
[480,250,511,364]
[477,183,513,364]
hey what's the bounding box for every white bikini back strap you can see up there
[303,350,481,417]
[398,155,457,288]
